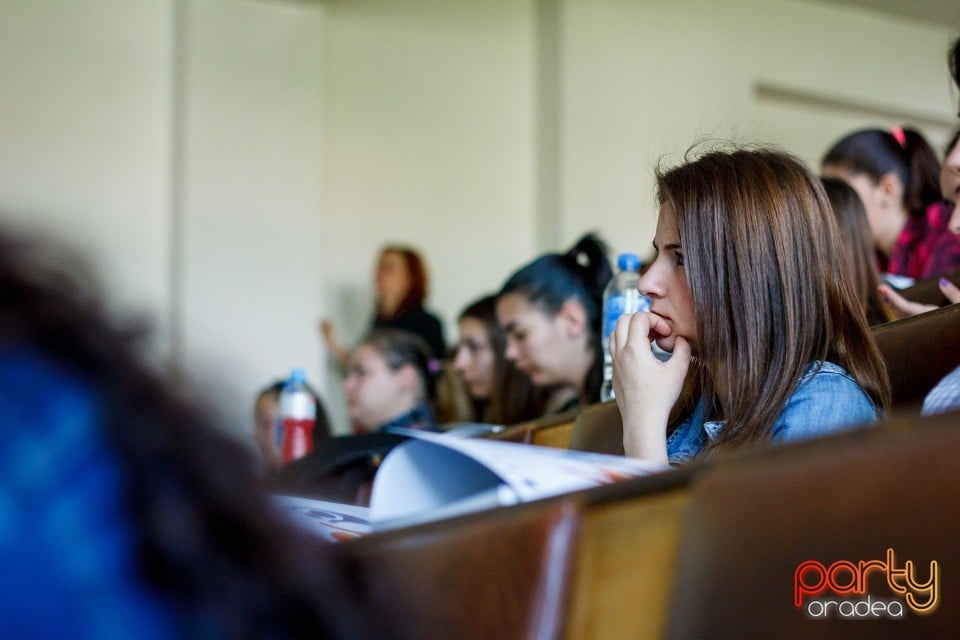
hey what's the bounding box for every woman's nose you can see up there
[452,347,468,371]
[639,264,664,298]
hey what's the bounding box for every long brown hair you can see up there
[820,176,895,326]
[458,294,547,424]
[377,246,428,321]
[657,147,891,450]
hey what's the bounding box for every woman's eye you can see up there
[675,252,685,267]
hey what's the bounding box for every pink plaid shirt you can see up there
[885,201,960,280]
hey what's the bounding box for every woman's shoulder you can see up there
[773,361,878,442]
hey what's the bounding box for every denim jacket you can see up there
[666,361,879,464]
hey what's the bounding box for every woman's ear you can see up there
[397,364,423,398]
[558,299,588,338]
[877,172,902,207]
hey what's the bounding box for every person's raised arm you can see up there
[319,318,350,367]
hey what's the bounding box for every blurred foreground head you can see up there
[0,226,405,639]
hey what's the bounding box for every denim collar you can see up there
[378,403,439,433]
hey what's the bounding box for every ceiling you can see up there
[809,0,960,28]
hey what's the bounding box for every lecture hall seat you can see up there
[339,500,582,640]
[664,409,960,639]
[871,302,960,411]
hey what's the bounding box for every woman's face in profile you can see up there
[638,202,698,354]
[343,344,411,430]
[453,317,496,399]
[375,251,411,300]
[496,292,571,387]
[942,139,960,234]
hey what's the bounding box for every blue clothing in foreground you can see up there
[666,361,879,464]
[0,351,176,640]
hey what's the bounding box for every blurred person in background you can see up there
[822,126,960,282]
[321,245,446,364]
[878,129,960,315]
[820,176,895,325]
[344,329,441,434]
[254,378,333,475]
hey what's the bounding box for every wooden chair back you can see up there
[895,268,960,307]
[487,408,579,448]
[340,501,582,640]
[569,401,623,455]
[665,410,960,639]
[871,303,960,411]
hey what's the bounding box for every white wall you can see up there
[179,0,327,432]
[320,0,537,426]
[0,0,956,436]
[0,0,173,342]
[559,0,958,263]
[0,0,328,437]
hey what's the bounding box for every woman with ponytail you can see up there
[822,126,960,280]
[496,233,613,411]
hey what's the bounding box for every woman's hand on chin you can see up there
[610,312,691,463]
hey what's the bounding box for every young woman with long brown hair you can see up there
[820,176,895,326]
[452,294,548,425]
[611,148,891,464]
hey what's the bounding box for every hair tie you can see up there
[890,126,907,148]
[427,358,441,375]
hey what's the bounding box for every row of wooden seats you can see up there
[339,408,960,639]
[335,304,960,638]
[485,301,960,452]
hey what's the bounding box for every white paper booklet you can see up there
[276,428,667,538]
[273,494,372,542]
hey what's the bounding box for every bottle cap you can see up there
[288,367,307,384]
[617,253,641,272]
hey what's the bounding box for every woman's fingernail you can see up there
[941,278,950,287]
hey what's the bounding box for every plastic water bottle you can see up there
[279,368,317,464]
[600,253,650,402]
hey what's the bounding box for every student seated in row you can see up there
[344,328,441,433]
[879,129,960,315]
[822,126,960,282]
[496,233,613,413]
[820,176,895,325]
[253,378,333,475]
[611,148,891,465]
[452,294,550,425]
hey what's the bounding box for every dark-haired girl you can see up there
[496,233,613,412]
[822,126,960,280]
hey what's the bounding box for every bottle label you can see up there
[603,292,650,339]
[279,390,316,420]
[281,418,315,463]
